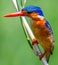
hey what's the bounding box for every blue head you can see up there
[22,5,44,16]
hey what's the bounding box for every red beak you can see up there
[4,11,25,17]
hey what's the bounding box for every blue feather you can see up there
[45,20,53,34]
[22,5,44,16]
[45,21,54,42]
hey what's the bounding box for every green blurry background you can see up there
[0,0,57,65]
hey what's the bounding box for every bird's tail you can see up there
[45,52,51,62]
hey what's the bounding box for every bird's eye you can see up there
[27,12,32,14]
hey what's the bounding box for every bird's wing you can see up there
[45,20,54,42]
[45,20,53,34]
[44,20,54,62]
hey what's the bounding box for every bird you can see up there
[4,5,54,62]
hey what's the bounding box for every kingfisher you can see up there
[4,5,54,62]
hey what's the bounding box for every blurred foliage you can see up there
[0,0,58,65]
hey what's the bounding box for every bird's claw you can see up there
[39,51,46,60]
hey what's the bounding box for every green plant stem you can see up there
[16,0,34,50]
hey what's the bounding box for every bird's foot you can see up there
[39,51,46,60]
[32,39,38,45]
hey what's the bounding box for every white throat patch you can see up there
[38,15,44,20]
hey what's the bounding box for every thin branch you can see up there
[12,0,35,53]
[12,0,48,65]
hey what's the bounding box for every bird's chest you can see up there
[30,21,50,39]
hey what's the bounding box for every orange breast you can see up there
[36,19,46,26]
[31,19,51,42]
